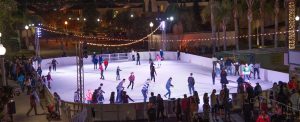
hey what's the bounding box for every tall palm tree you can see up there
[233,0,239,50]
[246,0,254,50]
[259,0,265,47]
[210,0,217,55]
[274,0,279,48]
[216,0,232,51]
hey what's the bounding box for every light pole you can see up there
[0,43,6,86]
[296,16,299,44]
[25,25,29,49]
[64,21,68,32]
[149,22,154,50]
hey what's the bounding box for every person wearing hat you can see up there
[127,72,135,90]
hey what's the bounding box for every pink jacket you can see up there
[128,75,135,82]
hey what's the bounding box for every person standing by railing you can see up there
[53,92,61,116]
[26,90,38,116]
[86,90,92,104]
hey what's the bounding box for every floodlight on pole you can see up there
[97,18,100,22]
[64,21,68,25]
[83,18,86,21]
[149,22,154,27]
[170,16,174,21]
[25,25,29,30]
[130,14,134,18]
[296,16,300,21]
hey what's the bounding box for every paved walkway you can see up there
[6,80,64,122]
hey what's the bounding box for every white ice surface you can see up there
[44,60,273,105]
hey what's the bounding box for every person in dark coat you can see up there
[220,69,228,87]
[150,65,156,82]
[156,94,165,121]
[136,52,140,65]
[212,69,216,85]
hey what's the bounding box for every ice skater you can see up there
[116,66,122,80]
[177,50,180,60]
[156,54,161,67]
[97,86,105,104]
[98,55,103,65]
[104,59,108,70]
[136,52,140,65]
[127,72,135,90]
[187,73,195,95]
[51,59,58,71]
[150,64,157,82]
[160,49,164,60]
[212,69,216,85]
[116,79,125,103]
[99,64,104,80]
[141,79,150,102]
[46,72,52,89]
[149,51,152,64]
[243,64,251,81]
[93,57,98,70]
[164,77,174,99]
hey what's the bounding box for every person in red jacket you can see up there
[127,72,135,90]
[288,77,297,91]
[99,64,104,80]
[104,59,109,70]
[256,110,270,122]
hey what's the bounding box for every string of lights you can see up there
[40,24,299,47]
[41,24,161,41]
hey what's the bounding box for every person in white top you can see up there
[216,62,221,77]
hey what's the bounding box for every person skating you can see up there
[149,51,152,64]
[97,86,105,104]
[98,55,103,65]
[99,64,104,80]
[141,79,150,102]
[136,52,140,65]
[212,69,216,85]
[116,79,125,103]
[253,62,261,79]
[150,65,157,82]
[187,73,195,95]
[159,49,164,60]
[156,54,161,67]
[103,59,108,70]
[127,72,135,89]
[220,69,228,87]
[93,57,98,70]
[177,50,180,60]
[116,66,122,80]
[164,77,174,99]
[243,64,251,81]
[86,89,92,103]
[46,72,52,89]
[51,59,58,71]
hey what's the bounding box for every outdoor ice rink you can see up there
[45,60,274,105]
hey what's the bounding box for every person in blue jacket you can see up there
[159,49,164,60]
[164,77,174,99]
[98,55,103,65]
[93,58,98,70]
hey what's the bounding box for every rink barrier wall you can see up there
[40,51,288,83]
